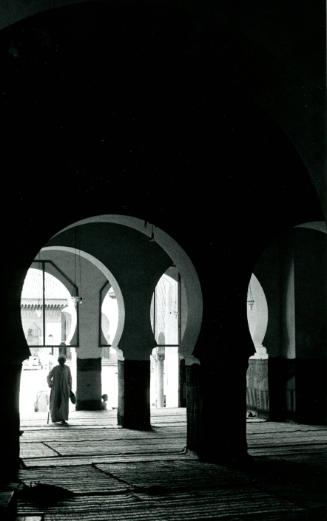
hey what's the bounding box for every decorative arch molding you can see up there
[51,214,203,365]
[295,221,327,235]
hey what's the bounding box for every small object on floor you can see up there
[101,394,108,410]
[17,482,74,505]
[34,390,49,412]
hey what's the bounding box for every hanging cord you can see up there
[78,229,82,298]
[73,227,83,302]
[73,228,77,292]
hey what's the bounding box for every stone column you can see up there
[156,347,165,408]
[186,358,248,463]
[73,258,105,411]
[115,279,169,429]
[178,357,186,407]
[76,357,102,410]
[268,357,295,421]
[293,229,327,424]
[117,359,151,429]
[0,364,21,484]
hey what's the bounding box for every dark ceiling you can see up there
[0,2,324,259]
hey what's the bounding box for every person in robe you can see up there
[47,355,72,426]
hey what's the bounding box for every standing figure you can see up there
[47,355,72,426]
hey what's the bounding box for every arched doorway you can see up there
[248,221,327,423]
[19,214,203,430]
[246,274,269,419]
[20,263,78,419]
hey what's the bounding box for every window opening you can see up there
[99,281,118,346]
[21,260,79,348]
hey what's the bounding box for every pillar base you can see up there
[76,399,102,411]
[76,357,102,411]
[246,358,269,419]
[186,360,248,463]
[0,364,21,485]
[295,358,327,424]
[268,357,296,421]
[118,359,151,430]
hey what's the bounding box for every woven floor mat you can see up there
[17,488,306,521]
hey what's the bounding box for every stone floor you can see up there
[13,408,327,520]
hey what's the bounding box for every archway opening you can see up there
[19,214,203,430]
[246,220,327,426]
[150,268,180,408]
[246,274,269,420]
[20,264,78,419]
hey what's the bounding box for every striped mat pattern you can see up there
[18,489,305,521]
[17,409,327,520]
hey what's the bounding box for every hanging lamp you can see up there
[247,281,255,310]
